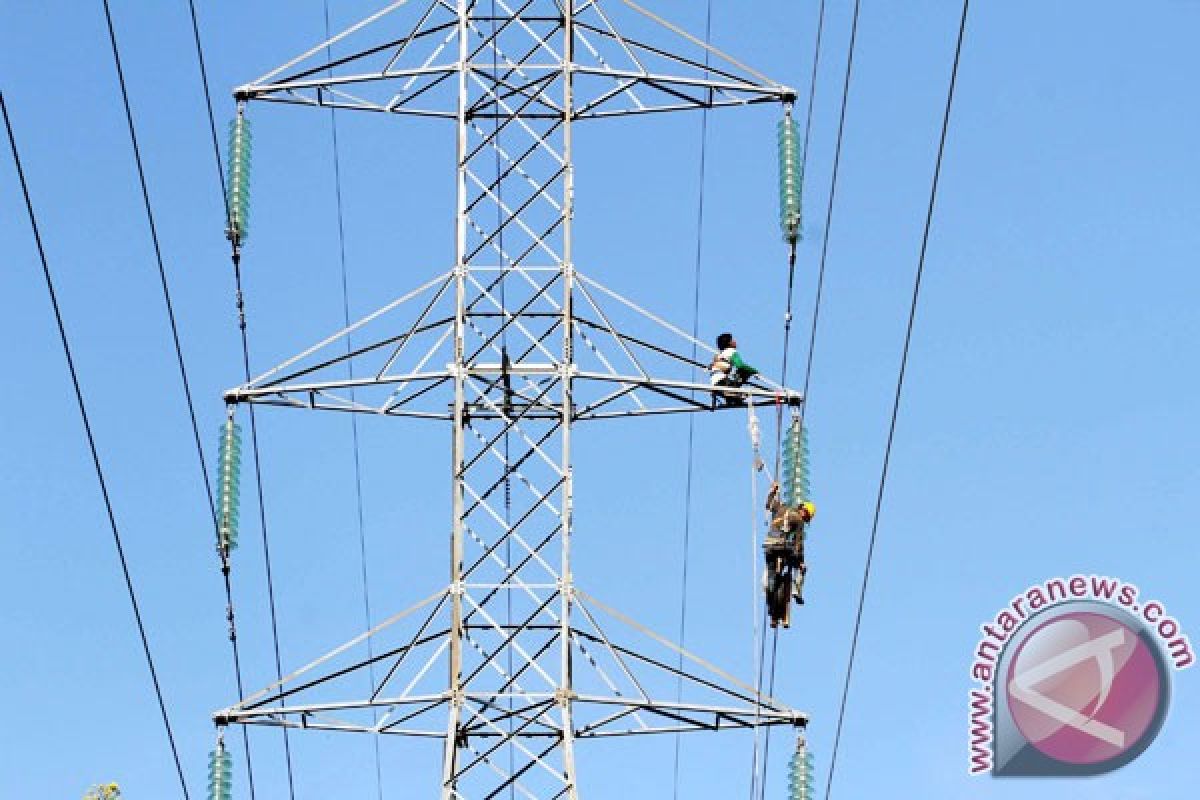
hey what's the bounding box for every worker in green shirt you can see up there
[710,331,759,405]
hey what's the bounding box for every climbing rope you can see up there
[747,403,773,800]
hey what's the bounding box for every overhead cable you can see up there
[3,91,191,800]
[321,2,384,797]
[182,1,294,796]
[758,2,831,798]
[801,0,855,408]
[98,0,217,529]
[824,2,972,797]
[673,2,714,798]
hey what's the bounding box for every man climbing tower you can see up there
[710,332,759,406]
[763,483,815,627]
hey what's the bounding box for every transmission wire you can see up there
[785,0,828,405]
[801,0,852,411]
[236,190,298,800]
[3,92,190,800]
[320,4,385,797]
[750,1,830,797]
[181,2,265,796]
[98,0,217,532]
[669,2,714,798]
[824,2,971,797]
[179,1,296,796]
[100,3,274,792]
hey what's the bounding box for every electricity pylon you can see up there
[214,2,805,797]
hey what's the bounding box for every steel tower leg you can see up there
[443,3,578,794]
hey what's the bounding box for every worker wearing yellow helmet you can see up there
[765,485,815,535]
[763,487,815,607]
[791,501,814,605]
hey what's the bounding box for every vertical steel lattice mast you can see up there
[216,2,804,797]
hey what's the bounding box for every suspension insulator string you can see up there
[226,102,252,247]
[780,416,810,508]
[209,732,234,800]
[219,101,298,800]
[774,102,803,477]
[216,407,243,557]
[788,735,815,800]
[778,105,802,251]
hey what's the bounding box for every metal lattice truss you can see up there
[219,3,804,798]
[215,588,803,738]
[236,0,795,119]
[224,266,801,420]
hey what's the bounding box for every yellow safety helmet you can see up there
[800,501,816,520]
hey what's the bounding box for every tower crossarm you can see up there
[232,0,795,119]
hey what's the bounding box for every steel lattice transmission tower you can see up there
[214,2,805,796]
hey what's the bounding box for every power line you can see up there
[321,2,384,797]
[186,0,227,201]
[801,0,856,407]
[100,3,274,793]
[97,0,217,527]
[181,2,294,796]
[777,0,826,394]
[182,3,260,795]
[241,328,298,800]
[755,2,830,797]
[672,3,714,798]
[2,91,191,800]
[824,2,972,797]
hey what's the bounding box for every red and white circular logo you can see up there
[1006,610,1165,767]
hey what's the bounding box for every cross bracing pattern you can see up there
[224,267,801,420]
[235,0,795,119]
[217,2,804,798]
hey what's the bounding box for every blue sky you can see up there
[2,1,1197,798]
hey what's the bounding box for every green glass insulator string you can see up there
[778,110,802,244]
[225,106,252,243]
[788,736,815,800]
[208,738,233,800]
[780,417,810,508]
[216,415,242,554]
